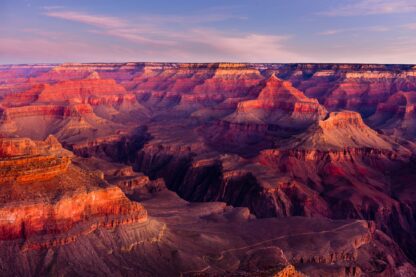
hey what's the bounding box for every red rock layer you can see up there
[0,135,63,157]
[226,74,327,129]
[0,135,147,248]
[35,79,127,103]
[3,76,140,111]
[0,64,53,96]
[287,111,397,151]
[0,74,149,142]
[131,63,264,114]
[130,63,217,93]
[0,181,146,242]
[1,84,45,107]
[192,63,264,96]
[29,63,142,84]
[0,155,70,183]
[3,104,94,118]
[0,136,72,183]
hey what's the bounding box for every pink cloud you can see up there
[44,10,125,28]
[402,23,416,30]
[176,29,302,62]
[318,26,390,36]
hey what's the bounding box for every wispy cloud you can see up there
[39,9,302,62]
[42,6,65,11]
[169,30,299,62]
[318,26,390,36]
[45,10,125,28]
[322,0,416,16]
[43,6,246,26]
[137,14,248,24]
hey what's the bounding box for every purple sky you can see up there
[1,0,416,64]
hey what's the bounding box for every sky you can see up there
[1,0,416,64]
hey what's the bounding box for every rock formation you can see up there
[0,136,148,248]
[368,91,416,138]
[0,135,71,183]
[288,111,396,150]
[226,74,327,129]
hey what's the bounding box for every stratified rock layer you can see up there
[0,135,71,183]
[226,74,327,128]
[288,111,397,150]
[0,136,147,249]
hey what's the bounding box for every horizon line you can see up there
[1,61,416,67]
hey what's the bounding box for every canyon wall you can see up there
[1,62,416,276]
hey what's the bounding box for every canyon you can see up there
[1,62,416,276]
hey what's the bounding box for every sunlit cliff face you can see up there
[1,62,416,276]
[0,135,147,245]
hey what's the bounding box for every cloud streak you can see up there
[318,26,390,36]
[322,0,416,16]
[45,10,125,28]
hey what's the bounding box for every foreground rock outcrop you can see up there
[0,135,71,183]
[2,188,413,276]
[0,135,411,276]
[0,136,148,250]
